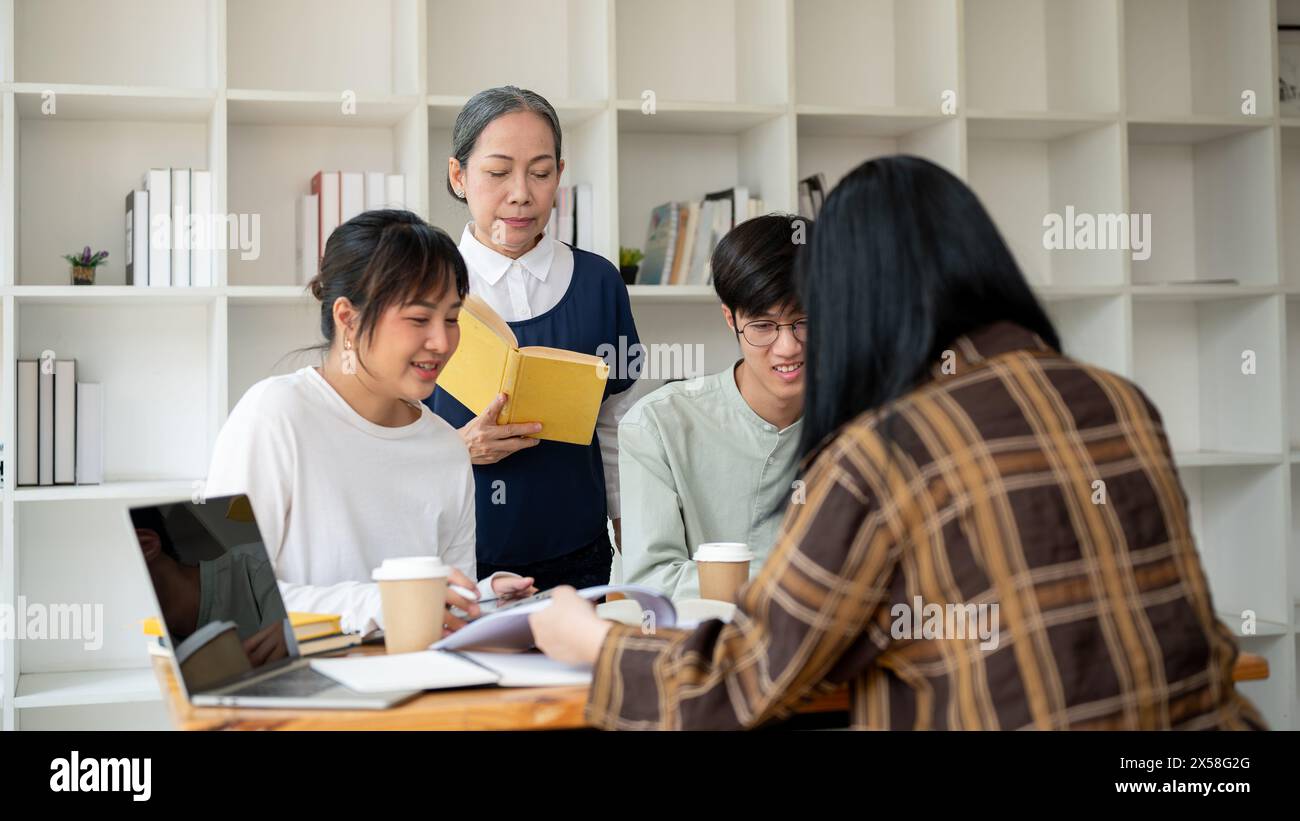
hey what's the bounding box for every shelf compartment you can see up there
[964,0,1120,114]
[1125,0,1274,119]
[15,0,216,88]
[15,500,185,674]
[13,301,219,482]
[616,114,791,259]
[967,121,1125,287]
[1127,124,1277,286]
[227,107,425,286]
[227,300,323,413]
[226,0,421,95]
[16,101,216,287]
[1178,464,1289,630]
[1132,296,1282,456]
[615,0,788,106]
[793,0,958,110]
[1043,294,1127,376]
[427,0,608,100]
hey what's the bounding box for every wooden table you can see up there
[151,646,1267,731]
[151,642,849,731]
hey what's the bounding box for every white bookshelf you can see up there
[0,0,1296,730]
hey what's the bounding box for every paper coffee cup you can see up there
[695,542,754,603]
[372,556,451,654]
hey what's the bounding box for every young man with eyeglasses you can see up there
[618,214,810,600]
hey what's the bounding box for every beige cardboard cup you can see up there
[695,542,754,604]
[372,556,450,654]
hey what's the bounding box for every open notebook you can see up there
[310,585,681,693]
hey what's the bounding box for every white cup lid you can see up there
[372,556,450,581]
[694,542,754,563]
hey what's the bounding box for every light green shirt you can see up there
[618,362,802,600]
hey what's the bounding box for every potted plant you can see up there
[63,246,109,286]
[618,246,644,286]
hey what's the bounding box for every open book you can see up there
[433,584,675,652]
[437,293,611,445]
[306,588,748,693]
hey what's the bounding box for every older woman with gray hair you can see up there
[424,86,641,591]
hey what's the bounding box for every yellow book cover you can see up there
[142,612,342,641]
[437,293,611,445]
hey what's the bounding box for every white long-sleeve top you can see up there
[204,365,499,634]
[456,223,637,517]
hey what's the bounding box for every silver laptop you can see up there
[128,494,417,709]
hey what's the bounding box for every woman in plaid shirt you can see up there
[530,156,1265,731]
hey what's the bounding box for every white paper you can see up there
[461,651,592,687]
[310,650,498,694]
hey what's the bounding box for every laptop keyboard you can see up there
[230,664,339,698]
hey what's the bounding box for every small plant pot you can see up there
[619,265,639,286]
[71,265,96,286]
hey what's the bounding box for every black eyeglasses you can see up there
[736,319,808,347]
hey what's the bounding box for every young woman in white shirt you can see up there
[205,209,536,636]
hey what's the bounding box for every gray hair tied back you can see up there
[447,85,563,202]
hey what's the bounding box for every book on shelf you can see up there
[296,193,320,285]
[639,188,763,286]
[638,202,679,285]
[311,171,341,263]
[38,361,54,486]
[556,187,572,246]
[308,171,407,265]
[17,360,38,486]
[540,185,592,250]
[16,360,104,487]
[130,168,213,288]
[436,293,611,446]
[365,171,387,211]
[191,170,214,287]
[799,173,827,219]
[125,190,149,287]
[171,168,191,287]
[666,202,692,285]
[75,383,103,485]
[341,171,365,223]
[143,168,171,287]
[53,360,77,485]
[574,182,593,250]
[385,173,406,209]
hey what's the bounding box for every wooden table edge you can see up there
[150,650,1266,731]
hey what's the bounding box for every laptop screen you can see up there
[129,494,294,694]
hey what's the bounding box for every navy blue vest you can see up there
[426,246,640,567]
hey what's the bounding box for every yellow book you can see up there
[142,612,342,642]
[437,293,610,446]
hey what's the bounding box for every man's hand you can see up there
[459,393,542,465]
